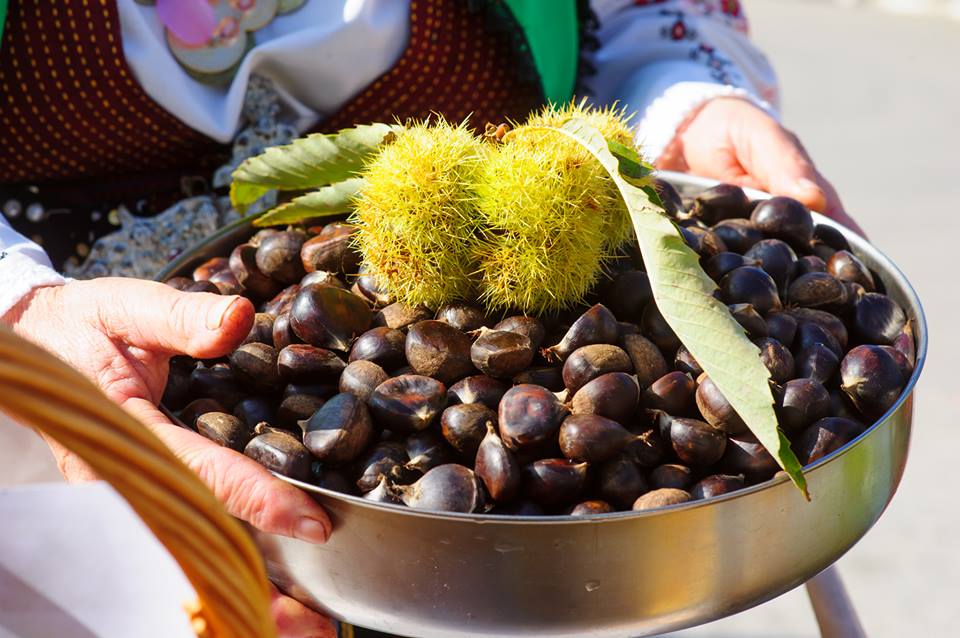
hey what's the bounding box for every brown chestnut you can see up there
[569,372,639,424]
[349,327,407,370]
[544,304,619,362]
[643,371,696,416]
[621,334,669,390]
[405,320,475,384]
[827,250,875,291]
[562,344,633,394]
[719,266,782,314]
[289,284,372,351]
[632,488,692,511]
[399,464,483,513]
[750,196,814,248]
[690,474,745,500]
[650,463,694,490]
[475,423,522,503]
[447,375,509,410]
[471,330,534,379]
[196,412,250,451]
[244,429,312,481]
[339,360,389,402]
[596,454,649,509]
[278,344,346,383]
[840,345,906,419]
[256,230,306,285]
[774,378,831,433]
[695,374,748,435]
[559,414,638,463]
[522,458,588,508]
[441,403,497,459]
[498,384,569,451]
[368,374,447,434]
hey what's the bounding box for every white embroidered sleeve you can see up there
[0,218,66,318]
[588,0,781,161]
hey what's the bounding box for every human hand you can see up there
[3,278,335,638]
[656,96,864,236]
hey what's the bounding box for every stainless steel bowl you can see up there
[159,173,927,638]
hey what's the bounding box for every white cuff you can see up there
[636,81,778,161]
[0,251,66,318]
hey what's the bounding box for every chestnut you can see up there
[596,454,649,509]
[349,327,407,370]
[660,414,727,467]
[632,488,692,511]
[626,427,669,468]
[765,312,798,348]
[786,272,847,310]
[354,441,415,492]
[744,239,797,293]
[523,458,588,508]
[355,270,392,307]
[241,312,276,346]
[650,463,694,490]
[299,270,346,290]
[689,183,751,223]
[276,394,326,431]
[228,343,282,395]
[398,464,484,513]
[795,255,827,277]
[643,371,696,416]
[795,417,865,465]
[178,398,226,430]
[719,266,782,314]
[711,219,763,254]
[338,360,389,402]
[719,436,778,482]
[436,302,490,332]
[640,302,681,354]
[471,330,534,379]
[729,303,768,339]
[303,393,374,464]
[405,320,475,384]
[494,316,547,351]
[795,343,840,385]
[840,345,906,419]
[278,344,346,383]
[405,430,455,474]
[163,357,195,411]
[196,412,250,451]
[827,250,875,291]
[232,397,276,430]
[603,270,653,322]
[704,252,759,281]
[673,345,703,379]
[256,230,306,285]
[229,242,280,300]
[570,372,640,424]
[189,366,246,410]
[244,429,312,481]
[474,423,521,503]
[498,384,569,451]
[193,257,228,281]
[621,334,669,390]
[289,284,373,351]
[750,196,814,248]
[363,477,401,504]
[447,375,509,410]
[300,222,360,275]
[544,303,619,362]
[271,312,301,350]
[774,378,831,433]
[754,337,795,384]
[512,367,565,392]
[567,501,613,515]
[690,474,745,500]
[368,374,447,434]
[652,177,684,217]
[372,302,433,330]
[559,414,638,463]
[441,403,497,459]
[785,308,848,351]
[681,226,728,258]
[852,292,906,346]
[695,374,748,435]
[562,344,633,394]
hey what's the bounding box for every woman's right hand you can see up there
[3,278,336,638]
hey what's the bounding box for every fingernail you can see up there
[206,296,242,330]
[294,516,330,544]
[797,177,822,195]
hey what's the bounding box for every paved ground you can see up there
[665,1,960,635]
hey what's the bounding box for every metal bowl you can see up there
[159,173,927,637]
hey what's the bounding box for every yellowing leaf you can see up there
[545,119,808,497]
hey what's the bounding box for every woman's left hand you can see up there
[656,96,863,236]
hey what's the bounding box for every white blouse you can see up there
[0,0,778,316]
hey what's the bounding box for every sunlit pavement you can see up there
[665,1,960,635]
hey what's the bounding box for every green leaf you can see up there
[543,119,809,498]
[230,123,402,210]
[253,178,366,228]
[607,139,655,181]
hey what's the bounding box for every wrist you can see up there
[1,285,63,335]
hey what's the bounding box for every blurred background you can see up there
[667,0,959,635]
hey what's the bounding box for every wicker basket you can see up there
[0,326,276,638]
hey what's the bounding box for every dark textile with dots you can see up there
[0,0,546,269]
[318,0,545,132]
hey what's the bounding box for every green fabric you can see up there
[0,0,7,49]
[503,0,579,104]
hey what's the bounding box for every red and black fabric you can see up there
[0,0,550,268]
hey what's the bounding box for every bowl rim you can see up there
[162,171,928,524]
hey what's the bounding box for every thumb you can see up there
[124,397,332,544]
[90,278,255,359]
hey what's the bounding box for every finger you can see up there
[123,397,332,544]
[270,585,337,638]
[92,278,255,359]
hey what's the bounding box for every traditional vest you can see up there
[0,0,594,269]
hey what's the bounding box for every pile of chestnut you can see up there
[162,181,916,515]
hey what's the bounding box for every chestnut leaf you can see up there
[539,118,808,498]
[253,178,366,228]
[230,123,402,210]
